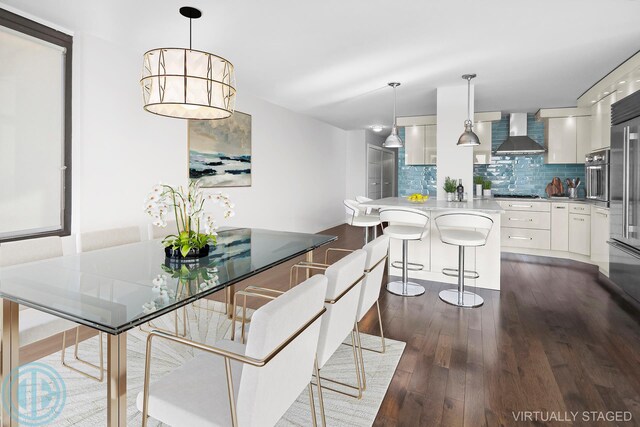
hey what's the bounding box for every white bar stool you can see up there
[380,208,430,297]
[344,199,381,244]
[434,212,493,308]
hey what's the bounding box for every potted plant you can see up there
[482,180,492,197]
[473,176,484,197]
[443,176,457,201]
[143,180,235,261]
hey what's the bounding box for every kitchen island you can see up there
[361,197,504,291]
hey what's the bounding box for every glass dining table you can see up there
[0,227,336,426]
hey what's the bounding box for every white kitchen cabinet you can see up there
[590,205,610,275]
[544,117,577,164]
[473,121,492,164]
[569,213,591,256]
[576,116,592,162]
[551,202,569,251]
[404,125,436,165]
[590,93,615,151]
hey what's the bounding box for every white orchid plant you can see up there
[144,180,235,258]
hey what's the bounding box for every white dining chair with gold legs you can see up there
[0,236,77,348]
[323,235,389,391]
[435,212,493,308]
[137,275,328,427]
[380,208,430,297]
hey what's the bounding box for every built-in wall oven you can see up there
[585,148,609,207]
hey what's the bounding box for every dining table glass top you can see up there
[0,228,336,335]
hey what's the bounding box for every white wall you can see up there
[71,32,348,235]
[436,85,474,199]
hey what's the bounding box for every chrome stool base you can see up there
[387,281,425,297]
[439,289,484,308]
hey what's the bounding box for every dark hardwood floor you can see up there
[21,224,640,426]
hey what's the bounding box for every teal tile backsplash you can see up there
[397,114,586,197]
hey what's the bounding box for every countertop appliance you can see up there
[609,89,640,303]
[585,148,610,207]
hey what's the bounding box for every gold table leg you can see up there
[107,333,127,427]
[0,299,19,427]
[305,250,314,279]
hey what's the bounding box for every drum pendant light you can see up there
[141,6,236,120]
[457,74,480,146]
[383,82,403,148]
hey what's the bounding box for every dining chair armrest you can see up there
[231,289,282,342]
[289,262,328,288]
[324,247,355,264]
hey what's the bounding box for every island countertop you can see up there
[361,197,505,214]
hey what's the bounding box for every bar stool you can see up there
[435,212,493,308]
[344,199,381,244]
[380,208,430,297]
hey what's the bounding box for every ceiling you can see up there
[2,0,640,130]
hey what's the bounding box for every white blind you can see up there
[0,26,66,239]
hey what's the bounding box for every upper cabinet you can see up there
[399,112,500,166]
[537,108,591,164]
[590,93,614,152]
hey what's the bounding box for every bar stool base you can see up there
[387,281,425,297]
[439,289,484,308]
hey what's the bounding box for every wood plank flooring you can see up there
[20,224,640,426]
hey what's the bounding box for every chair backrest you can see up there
[379,207,429,226]
[237,275,327,427]
[148,220,179,240]
[344,199,363,224]
[356,235,389,322]
[316,249,367,368]
[79,226,141,252]
[434,211,493,242]
[0,236,63,267]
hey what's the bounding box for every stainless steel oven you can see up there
[585,148,609,207]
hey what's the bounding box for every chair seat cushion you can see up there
[20,308,75,346]
[136,339,246,427]
[439,228,487,246]
[383,225,425,240]
[350,215,381,227]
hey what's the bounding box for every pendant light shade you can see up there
[457,74,480,146]
[383,82,403,148]
[141,7,236,120]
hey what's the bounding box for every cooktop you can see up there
[493,194,541,199]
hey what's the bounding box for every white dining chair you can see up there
[63,226,144,381]
[344,199,381,245]
[0,236,76,345]
[79,226,141,252]
[137,275,328,427]
[321,234,389,391]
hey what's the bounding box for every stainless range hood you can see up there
[494,113,546,155]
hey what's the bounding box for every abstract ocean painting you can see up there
[188,111,252,187]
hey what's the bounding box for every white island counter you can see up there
[361,197,504,291]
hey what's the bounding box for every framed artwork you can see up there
[188,111,252,187]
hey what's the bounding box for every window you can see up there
[0,9,72,242]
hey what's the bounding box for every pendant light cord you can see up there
[467,77,471,122]
[189,18,192,50]
[393,86,397,127]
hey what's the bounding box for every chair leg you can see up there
[354,323,366,391]
[377,300,386,353]
[364,227,369,245]
[60,327,104,382]
[315,360,327,427]
[308,382,318,427]
[386,239,425,297]
[438,245,484,308]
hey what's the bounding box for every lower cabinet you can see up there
[569,213,591,256]
[590,206,609,274]
[551,203,569,251]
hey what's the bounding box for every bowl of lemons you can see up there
[407,193,429,203]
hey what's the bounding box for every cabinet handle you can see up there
[572,217,585,222]
[508,218,533,222]
[555,206,566,209]
[510,204,533,208]
[595,212,608,218]
[509,236,533,240]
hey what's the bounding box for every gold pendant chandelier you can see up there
[141,6,236,120]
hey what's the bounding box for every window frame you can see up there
[0,8,72,243]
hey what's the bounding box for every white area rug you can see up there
[35,300,404,426]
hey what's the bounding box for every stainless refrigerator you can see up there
[610,90,640,303]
